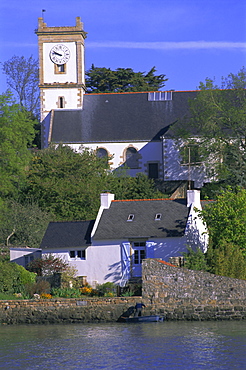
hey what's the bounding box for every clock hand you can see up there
[53,51,63,56]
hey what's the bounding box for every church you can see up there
[36,17,208,188]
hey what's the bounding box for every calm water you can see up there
[0,321,245,369]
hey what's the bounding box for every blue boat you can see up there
[121,315,164,323]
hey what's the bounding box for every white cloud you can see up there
[87,41,246,50]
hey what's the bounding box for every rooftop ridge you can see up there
[112,198,174,202]
[85,90,199,96]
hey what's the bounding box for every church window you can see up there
[148,163,159,179]
[54,63,67,74]
[180,145,201,166]
[96,148,108,165]
[58,96,65,108]
[125,147,139,169]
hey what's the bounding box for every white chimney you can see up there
[187,189,201,208]
[100,192,114,209]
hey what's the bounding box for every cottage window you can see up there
[127,214,134,221]
[70,250,86,259]
[70,251,76,258]
[155,213,162,220]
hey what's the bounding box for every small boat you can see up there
[121,315,164,323]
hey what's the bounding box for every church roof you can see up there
[93,198,190,240]
[41,220,94,249]
[50,90,197,144]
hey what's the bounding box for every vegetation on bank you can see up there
[1,58,246,282]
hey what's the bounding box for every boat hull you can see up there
[122,315,163,323]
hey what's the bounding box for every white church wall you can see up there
[163,137,208,188]
[71,140,163,176]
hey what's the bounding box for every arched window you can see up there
[96,148,108,165]
[96,148,108,158]
[126,147,138,169]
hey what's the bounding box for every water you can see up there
[0,321,245,369]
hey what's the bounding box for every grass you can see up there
[0,292,22,300]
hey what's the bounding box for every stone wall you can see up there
[0,297,140,325]
[142,259,246,321]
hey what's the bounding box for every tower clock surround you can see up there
[35,17,87,121]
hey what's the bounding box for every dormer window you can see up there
[127,214,134,221]
[155,213,162,220]
[148,91,172,101]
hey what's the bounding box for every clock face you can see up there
[49,44,70,64]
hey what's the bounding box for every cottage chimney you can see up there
[100,192,114,209]
[187,189,201,208]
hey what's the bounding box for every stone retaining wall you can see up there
[142,259,246,321]
[0,297,141,325]
[1,259,246,324]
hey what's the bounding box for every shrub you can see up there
[25,279,51,297]
[0,261,36,295]
[50,287,81,298]
[96,282,117,297]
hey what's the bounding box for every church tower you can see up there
[36,17,87,121]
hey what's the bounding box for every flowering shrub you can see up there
[40,293,52,299]
[80,286,93,295]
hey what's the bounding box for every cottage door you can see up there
[131,242,146,277]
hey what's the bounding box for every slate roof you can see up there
[41,220,94,249]
[50,90,197,144]
[93,198,190,240]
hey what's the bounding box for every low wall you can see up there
[0,297,141,325]
[142,259,246,321]
[1,259,246,324]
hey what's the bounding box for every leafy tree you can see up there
[2,55,39,117]
[25,145,162,221]
[176,67,246,188]
[25,145,111,220]
[109,173,163,200]
[86,65,168,93]
[200,188,246,279]
[0,92,35,198]
[183,247,209,272]
[27,254,68,277]
[0,200,53,247]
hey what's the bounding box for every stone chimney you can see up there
[100,192,114,209]
[187,189,201,208]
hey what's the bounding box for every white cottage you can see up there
[40,190,208,287]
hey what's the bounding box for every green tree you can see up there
[86,65,168,93]
[2,55,39,117]
[109,173,162,200]
[201,188,246,279]
[0,200,53,247]
[176,67,246,188]
[0,92,35,198]
[26,145,111,220]
[25,145,163,221]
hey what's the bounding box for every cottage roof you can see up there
[41,220,94,249]
[93,198,190,240]
[50,90,197,144]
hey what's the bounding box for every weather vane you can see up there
[42,9,46,21]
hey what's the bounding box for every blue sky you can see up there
[0,0,245,93]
